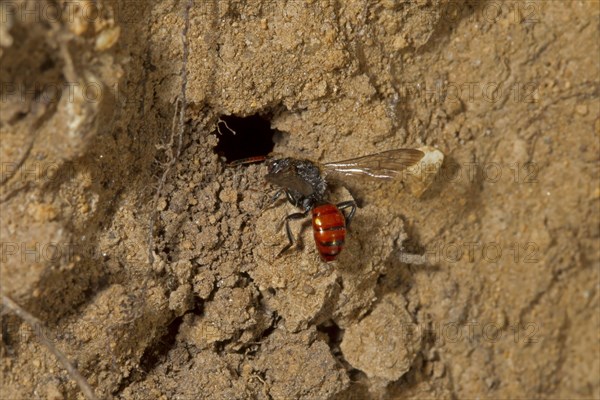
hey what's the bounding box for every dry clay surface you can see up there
[1,1,599,399]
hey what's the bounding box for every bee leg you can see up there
[336,200,357,229]
[285,190,298,206]
[278,210,309,257]
[271,189,283,203]
[263,189,284,211]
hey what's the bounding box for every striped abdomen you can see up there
[311,204,346,262]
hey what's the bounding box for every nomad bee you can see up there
[265,149,426,261]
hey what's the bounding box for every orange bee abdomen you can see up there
[311,204,347,261]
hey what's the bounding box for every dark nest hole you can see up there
[213,114,277,164]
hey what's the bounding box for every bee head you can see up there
[265,157,292,178]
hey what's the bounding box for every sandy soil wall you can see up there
[1,1,598,399]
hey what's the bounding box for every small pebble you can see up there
[302,284,315,295]
[575,104,588,115]
[433,362,445,378]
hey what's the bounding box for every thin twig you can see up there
[1,294,99,400]
[146,0,192,265]
[217,118,237,135]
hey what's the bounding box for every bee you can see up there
[265,148,427,261]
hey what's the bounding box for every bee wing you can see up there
[265,166,315,196]
[323,148,425,180]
